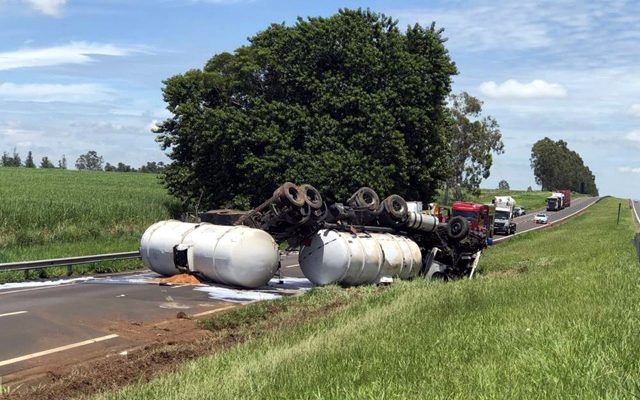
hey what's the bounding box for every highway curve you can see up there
[493,196,599,242]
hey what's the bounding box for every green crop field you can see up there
[0,167,179,282]
[96,197,640,399]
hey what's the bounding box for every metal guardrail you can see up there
[0,251,141,272]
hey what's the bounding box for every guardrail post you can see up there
[617,202,621,225]
[67,264,73,276]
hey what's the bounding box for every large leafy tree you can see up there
[445,92,503,200]
[75,151,104,171]
[156,9,457,209]
[530,137,598,195]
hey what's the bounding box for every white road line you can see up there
[494,197,599,243]
[284,264,300,269]
[0,283,77,296]
[191,304,242,317]
[632,201,640,225]
[0,334,119,367]
[0,311,27,318]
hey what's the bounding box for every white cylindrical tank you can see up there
[140,220,279,289]
[140,220,199,276]
[299,229,422,286]
[405,211,438,233]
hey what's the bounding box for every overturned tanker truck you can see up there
[140,183,493,289]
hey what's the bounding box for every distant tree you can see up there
[139,161,165,173]
[25,151,35,168]
[58,155,67,169]
[116,162,134,172]
[527,186,533,192]
[1,148,21,167]
[104,162,116,172]
[530,138,598,195]
[75,151,103,171]
[498,180,510,190]
[40,156,55,168]
[446,92,504,200]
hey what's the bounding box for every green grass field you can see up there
[0,168,178,282]
[96,197,640,399]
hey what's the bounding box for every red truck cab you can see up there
[559,189,571,207]
[450,202,495,238]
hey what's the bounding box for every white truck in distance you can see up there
[493,196,516,235]
[546,192,565,211]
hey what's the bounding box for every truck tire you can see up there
[382,195,408,222]
[348,187,380,211]
[446,216,469,241]
[300,184,323,210]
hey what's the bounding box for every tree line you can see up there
[0,149,164,173]
[530,138,598,195]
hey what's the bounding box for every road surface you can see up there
[0,197,599,384]
[493,196,599,242]
[632,200,640,225]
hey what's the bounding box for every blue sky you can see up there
[0,0,639,198]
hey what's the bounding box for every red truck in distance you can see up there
[559,189,571,207]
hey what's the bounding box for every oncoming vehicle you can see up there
[514,207,526,216]
[534,213,548,224]
[493,196,516,235]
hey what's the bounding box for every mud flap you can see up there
[468,251,482,279]
[420,248,439,277]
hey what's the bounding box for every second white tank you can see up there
[299,229,422,286]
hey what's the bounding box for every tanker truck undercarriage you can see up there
[141,183,491,289]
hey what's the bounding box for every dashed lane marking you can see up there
[0,334,120,367]
[0,311,27,318]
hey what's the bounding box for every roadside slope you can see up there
[94,197,640,400]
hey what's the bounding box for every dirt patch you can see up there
[4,289,357,400]
[146,273,203,285]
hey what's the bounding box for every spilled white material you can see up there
[194,276,314,303]
[86,272,159,285]
[267,276,314,290]
[194,286,283,303]
[0,276,94,291]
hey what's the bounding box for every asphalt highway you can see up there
[0,196,599,384]
[633,199,640,225]
[493,196,599,242]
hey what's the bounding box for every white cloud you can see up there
[0,42,142,71]
[25,0,66,16]
[628,104,640,117]
[479,79,568,99]
[625,130,640,144]
[618,167,640,174]
[0,82,112,103]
